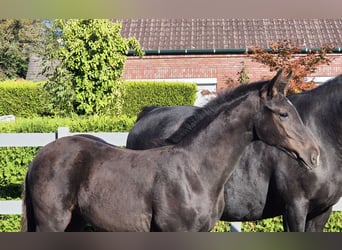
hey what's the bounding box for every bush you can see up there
[42,19,143,116]
[0,80,197,118]
[324,211,342,232]
[0,147,39,199]
[122,81,197,117]
[242,216,284,232]
[0,80,48,117]
[0,215,21,232]
[0,115,136,133]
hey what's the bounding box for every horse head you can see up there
[253,70,320,170]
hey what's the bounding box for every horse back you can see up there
[127,106,197,149]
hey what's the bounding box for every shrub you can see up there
[324,211,342,232]
[0,80,197,118]
[0,215,21,232]
[0,147,39,199]
[0,80,48,117]
[0,115,136,133]
[42,19,143,116]
[242,216,284,232]
[122,81,197,117]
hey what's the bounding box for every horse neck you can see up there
[293,87,342,148]
[291,85,342,170]
[184,95,256,189]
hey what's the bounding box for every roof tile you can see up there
[113,18,342,50]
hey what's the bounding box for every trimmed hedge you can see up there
[0,80,197,118]
[0,215,21,232]
[0,115,136,133]
[122,81,197,117]
[0,80,48,117]
[0,147,39,199]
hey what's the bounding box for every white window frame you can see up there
[305,76,333,85]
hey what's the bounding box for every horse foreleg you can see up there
[283,203,308,232]
[34,206,74,232]
[305,206,332,232]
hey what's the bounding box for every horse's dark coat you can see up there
[22,71,319,232]
[127,105,200,149]
[126,74,342,231]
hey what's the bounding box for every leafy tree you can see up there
[0,19,44,80]
[248,40,333,93]
[42,19,143,116]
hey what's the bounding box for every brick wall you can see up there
[123,54,342,92]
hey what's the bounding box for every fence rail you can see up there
[0,127,341,232]
[0,127,128,215]
[0,127,128,147]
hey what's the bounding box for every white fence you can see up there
[0,127,128,147]
[0,127,341,232]
[0,127,128,214]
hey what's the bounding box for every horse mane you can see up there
[166,80,268,145]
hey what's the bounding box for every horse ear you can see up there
[282,70,292,95]
[261,69,290,99]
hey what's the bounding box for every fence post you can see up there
[230,222,242,232]
[56,127,70,139]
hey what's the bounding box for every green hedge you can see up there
[0,147,39,199]
[121,81,197,117]
[0,80,197,117]
[0,115,135,133]
[0,80,48,117]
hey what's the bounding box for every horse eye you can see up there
[279,112,289,119]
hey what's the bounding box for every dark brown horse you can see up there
[22,70,319,231]
[126,74,342,231]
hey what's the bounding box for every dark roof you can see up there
[114,19,342,50]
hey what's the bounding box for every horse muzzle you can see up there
[280,145,320,170]
[291,146,320,170]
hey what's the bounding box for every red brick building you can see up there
[27,19,342,105]
[117,19,342,93]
